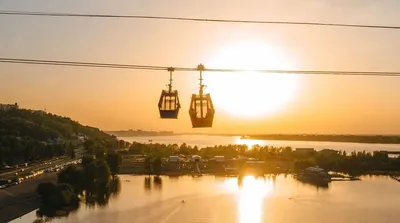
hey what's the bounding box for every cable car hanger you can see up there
[158,67,181,119]
[189,64,215,128]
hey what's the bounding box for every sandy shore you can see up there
[0,173,57,223]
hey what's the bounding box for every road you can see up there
[1,148,84,179]
[0,173,57,223]
[0,157,70,179]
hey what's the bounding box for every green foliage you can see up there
[37,182,78,209]
[127,142,400,173]
[0,109,118,164]
[294,159,316,171]
[152,157,162,175]
[106,152,122,176]
[58,165,85,194]
[95,160,111,187]
[59,156,111,197]
[37,182,57,199]
[82,154,95,167]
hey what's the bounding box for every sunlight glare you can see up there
[224,175,274,223]
[206,42,300,118]
[235,137,265,150]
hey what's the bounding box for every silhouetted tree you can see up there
[106,152,122,177]
[58,165,85,194]
[152,157,162,175]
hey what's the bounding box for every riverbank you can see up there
[0,173,57,223]
[242,134,400,144]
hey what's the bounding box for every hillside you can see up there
[0,109,117,165]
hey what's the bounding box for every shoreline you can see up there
[118,134,400,145]
[240,135,400,145]
[0,173,57,223]
[6,171,400,222]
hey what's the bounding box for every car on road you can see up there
[0,179,10,189]
[10,177,23,186]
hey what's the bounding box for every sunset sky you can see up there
[1,0,400,134]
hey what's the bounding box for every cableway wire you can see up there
[1,57,400,77]
[1,10,400,31]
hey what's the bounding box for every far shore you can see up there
[114,133,400,145]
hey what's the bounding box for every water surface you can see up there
[13,175,400,223]
[121,135,400,153]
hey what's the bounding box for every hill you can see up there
[0,109,117,166]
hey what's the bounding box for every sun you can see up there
[205,42,300,118]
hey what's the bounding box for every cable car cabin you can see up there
[189,93,215,127]
[158,90,180,119]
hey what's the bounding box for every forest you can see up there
[0,109,118,165]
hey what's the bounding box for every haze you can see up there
[1,0,400,134]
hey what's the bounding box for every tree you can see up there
[0,147,4,166]
[83,139,95,154]
[37,182,78,209]
[58,165,85,194]
[118,140,125,149]
[95,160,111,187]
[106,152,122,177]
[82,154,95,167]
[37,182,57,200]
[95,145,107,160]
[70,148,76,159]
[152,157,162,175]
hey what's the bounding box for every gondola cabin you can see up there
[189,93,215,127]
[158,90,180,119]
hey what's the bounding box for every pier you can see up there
[329,173,361,181]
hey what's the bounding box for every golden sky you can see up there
[1,0,400,134]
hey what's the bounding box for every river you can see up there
[10,135,400,222]
[12,175,400,223]
[120,135,400,153]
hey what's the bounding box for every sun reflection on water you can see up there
[224,175,274,223]
[234,137,265,150]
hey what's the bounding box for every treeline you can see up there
[126,142,199,157]
[246,134,400,144]
[126,142,287,159]
[0,109,120,165]
[295,150,400,174]
[124,142,400,173]
[106,129,174,137]
[37,151,122,217]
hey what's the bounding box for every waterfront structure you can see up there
[296,166,331,185]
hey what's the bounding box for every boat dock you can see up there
[329,173,361,181]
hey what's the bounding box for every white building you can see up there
[0,103,19,111]
[168,156,180,162]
